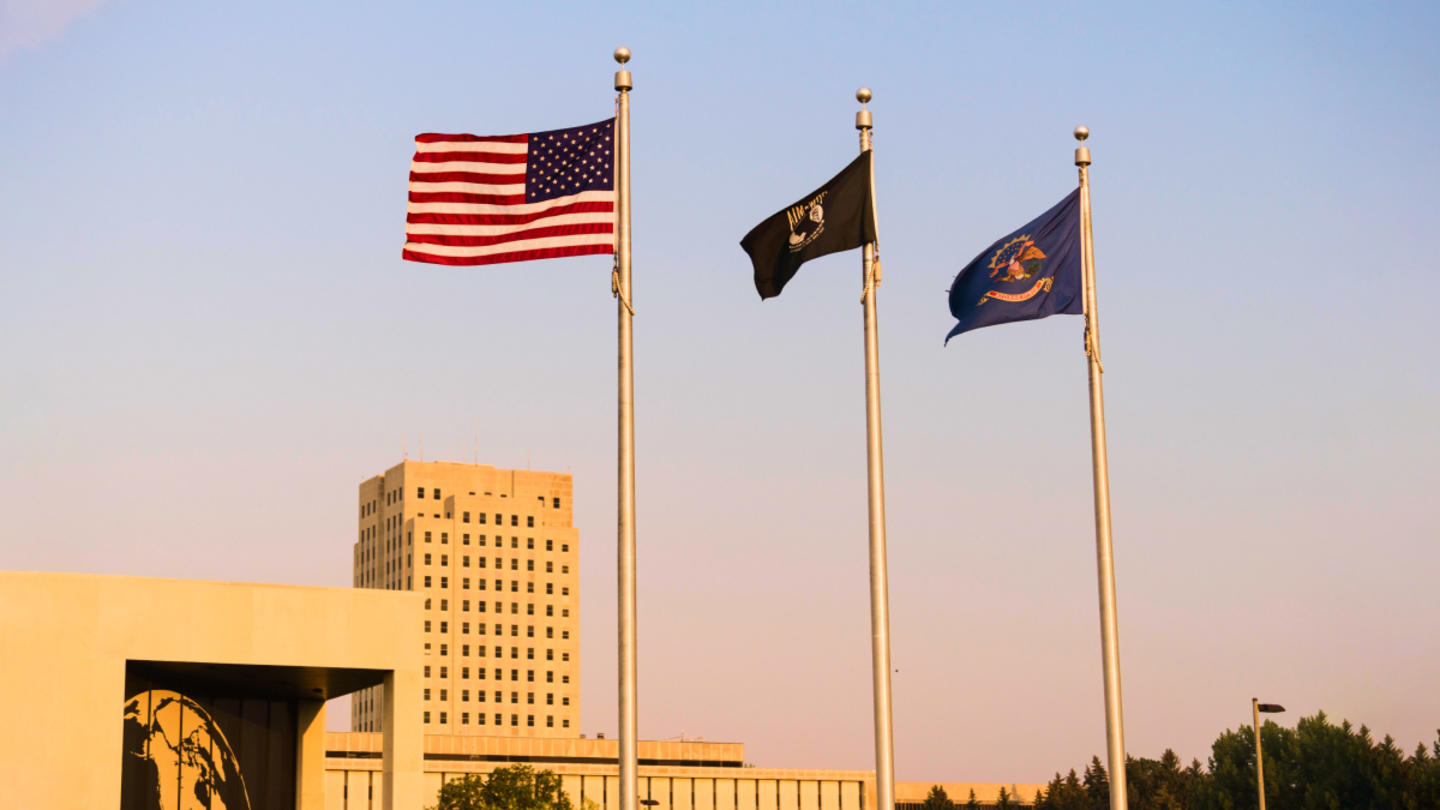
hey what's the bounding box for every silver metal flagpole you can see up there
[613,46,639,810]
[856,87,897,810]
[1074,125,1129,810]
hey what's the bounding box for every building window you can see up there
[440,667,447,677]
[424,553,432,565]
[462,622,471,634]
[546,649,553,661]
[553,497,560,508]
[562,609,569,618]
[561,630,569,640]
[478,534,487,547]
[547,715,554,727]
[546,584,553,595]
[562,544,569,553]
[546,606,554,617]
[478,558,486,569]
[561,652,569,661]
[494,514,501,524]
[561,587,569,596]
[440,621,448,633]
[425,598,432,609]
[562,696,570,706]
[424,688,431,700]
[433,488,440,499]
[462,667,469,678]
[417,487,424,499]
[462,712,470,724]
[424,620,432,632]
[510,602,517,614]
[462,645,470,656]
[510,559,518,571]
[526,626,535,638]
[546,693,554,705]
[441,576,449,588]
[424,711,431,723]
[527,516,534,528]
[463,534,470,545]
[546,671,553,683]
[510,537,519,549]
[526,604,535,616]
[424,576,432,587]
[441,533,449,545]
[440,555,448,566]
[511,647,519,659]
[478,601,486,613]
[424,665,431,677]
[527,714,534,726]
[425,531,432,543]
[510,582,518,593]
[526,560,534,572]
[546,539,553,551]
[463,512,471,523]
[479,713,486,725]
[511,714,519,727]
[462,578,471,589]
[463,556,470,568]
[440,644,448,655]
[563,719,570,728]
[440,712,447,724]
[479,514,487,525]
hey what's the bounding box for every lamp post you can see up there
[1253,699,1285,810]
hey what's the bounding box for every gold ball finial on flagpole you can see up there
[856,87,872,104]
[1074,125,1089,141]
[1074,125,1091,166]
[614,47,633,91]
[855,87,873,131]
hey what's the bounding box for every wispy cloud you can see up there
[0,0,112,60]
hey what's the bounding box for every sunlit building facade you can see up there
[351,460,579,737]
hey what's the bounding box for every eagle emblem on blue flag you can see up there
[945,188,1083,342]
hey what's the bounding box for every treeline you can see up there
[1031,712,1440,809]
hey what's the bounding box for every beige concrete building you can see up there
[352,460,579,738]
[322,734,1043,809]
[0,571,425,810]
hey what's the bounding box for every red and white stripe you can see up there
[403,133,616,266]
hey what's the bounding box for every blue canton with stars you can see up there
[525,118,616,202]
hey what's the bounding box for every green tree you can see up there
[919,785,951,810]
[963,788,979,810]
[1036,768,1091,810]
[431,764,575,810]
[993,786,1012,809]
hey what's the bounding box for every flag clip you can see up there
[1084,326,1105,373]
[612,258,634,316]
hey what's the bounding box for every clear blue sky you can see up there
[2,0,1437,786]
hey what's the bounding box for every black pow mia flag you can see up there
[740,151,876,299]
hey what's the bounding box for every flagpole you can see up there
[1075,125,1129,810]
[613,46,639,810]
[856,87,896,810]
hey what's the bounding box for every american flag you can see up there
[403,118,616,266]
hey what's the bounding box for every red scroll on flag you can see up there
[403,118,617,266]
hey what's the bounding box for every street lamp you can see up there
[1253,698,1286,810]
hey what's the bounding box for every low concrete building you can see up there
[0,571,425,810]
[323,733,1043,809]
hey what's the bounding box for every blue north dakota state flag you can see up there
[945,188,1083,343]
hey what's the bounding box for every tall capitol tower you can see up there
[351,460,579,736]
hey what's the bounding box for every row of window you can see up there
[424,531,570,553]
[425,599,571,620]
[423,620,570,640]
[424,711,568,728]
[424,643,572,662]
[421,553,569,574]
[424,665,571,685]
[423,688,570,706]
[422,575,572,596]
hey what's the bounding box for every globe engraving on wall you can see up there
[122,690,252,810]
